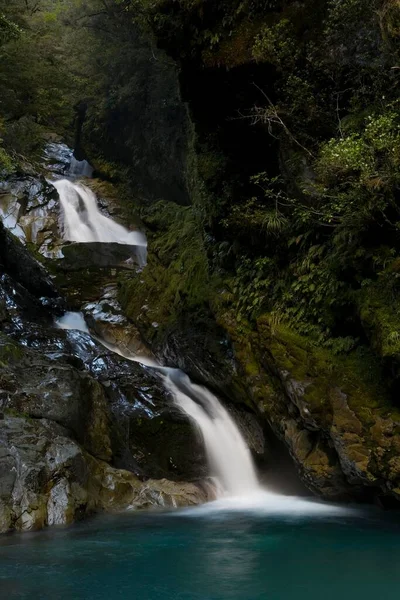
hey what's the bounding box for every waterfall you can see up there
[164,370,259,496]
[54,180,261,498]
[56,310,260,497]
[53,179,147,265]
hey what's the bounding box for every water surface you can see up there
[1,497,399,600]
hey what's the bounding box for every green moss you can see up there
[358,280,400,358]
[0,335,24,366]
[258,316,393,424]
[119,200,210,338]
[0,144,15,175]
[4,408,31,420]
[216,308,390,432]
[50,266,115,309]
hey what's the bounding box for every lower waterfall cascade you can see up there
[163,371,259,496]
[56,311,260,498]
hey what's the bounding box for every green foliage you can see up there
[2,116,44,158]
[119,200,210,335]
[0,0,96,160]
[0,142,14,174]
[0,13,20,45]
[222,175,289,240]
[224,101,400,350]
[317,112,400,185]
[230,256,274,321]
[359,274,400,359]
[317,136,373,182]
[252,19,299,68]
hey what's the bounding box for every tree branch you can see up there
[249,82,315,158]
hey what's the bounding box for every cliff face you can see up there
[81,22,195,207]
[111,1,400,506]
[1,0,400,524]
[214,312,400,504]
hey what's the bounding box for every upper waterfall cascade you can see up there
[53,179,147,247]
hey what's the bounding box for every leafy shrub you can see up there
[0,142,14,174]
[3,116,44,158]
[0,13,20,46]
[316,136,373,182]
[252,19,299,69]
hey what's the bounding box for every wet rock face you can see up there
[43,142,74,175]
[0,175,62,259]
[218,314,400,504]
[159,316,239,397]
[0,276,210,483]
[0,415,210,534]
[0,285,211,533]
[0,305,211,532]
[0,344,112,461]
[0,220,58,298]
[122,409,207,481]
[60,242,142,271]
[227,404,265,458]
[83,285,152,359]
[0,164,216,533]
[59,325,207,481]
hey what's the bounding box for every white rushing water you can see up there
[53,185,350,514]
[53,179,147,248]
[52,182,260,496]
[55,312,259,497]
[56,311,90,333]
[164,371,259,496]
[56,311,351,515]
[177,490,352,517]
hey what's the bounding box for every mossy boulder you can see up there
[217,309,400,503]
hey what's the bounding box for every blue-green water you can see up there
[1,498,400,600]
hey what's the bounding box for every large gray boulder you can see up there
[0,415,211,533]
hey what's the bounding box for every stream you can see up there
[1,150,400,598]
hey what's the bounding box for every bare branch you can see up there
[334,88,352,139]
[249,82,315,158]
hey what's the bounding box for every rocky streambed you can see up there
[0,144,238,533]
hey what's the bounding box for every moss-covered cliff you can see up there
[2,0,400,505]
[111,0,400,504]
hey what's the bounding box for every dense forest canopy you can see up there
[1,0,400,393]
